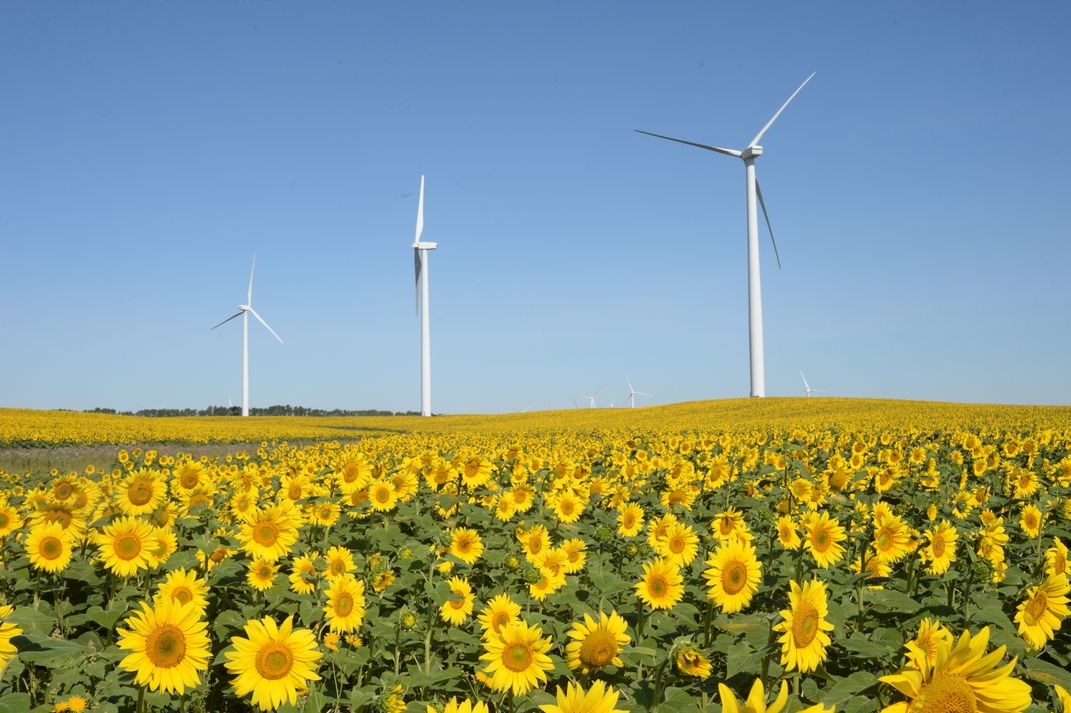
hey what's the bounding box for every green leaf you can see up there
[820,671,879,706]
[838,635,891,659]
[0,694,32,713]
[14,634,89,668]
[865,589,920,614]
[1021,657,1071,690]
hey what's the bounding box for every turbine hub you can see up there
[741,145,763,159]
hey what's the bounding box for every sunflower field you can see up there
[0,402,1070,713]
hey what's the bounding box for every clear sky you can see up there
[2,1,1069,413]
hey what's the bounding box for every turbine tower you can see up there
[412,175,437,417]
[800,370,826,397]
[637,72,815,398]
[211,256,283,417]
[626,378,652,408]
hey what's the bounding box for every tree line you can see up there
[83,406,421,417]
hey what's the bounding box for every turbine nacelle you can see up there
[413,241,438,250]
[741,145,763,160]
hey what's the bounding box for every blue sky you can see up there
[2,2,1069,413]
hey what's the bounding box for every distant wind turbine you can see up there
[210,256,283,417]
[412,175,438,417]
[800,371,827,397]
[637,72,815,398]
[626,378,653,409]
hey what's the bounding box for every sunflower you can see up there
[367,479,398,512]
[804,511,847,568]
[647,513,679,551]
[617,503,645,537]
[564,611,630,673]
[658,522,700,567]
[539,681,628,713]
[225,615,323,712]
[248,559,279,592]
[155,568,209,612]
[635,558,684,611]
[0,502,24,538]
[704,539,762,613]
[560,538,587,573]
[25,521,74,573]
[906,617,953,666]
[535,548,570,580]
[674,644,712,678]
[148,526,177,568]
[439,576,475,626]
[871,511,915,564]
[431,698,490,713]
[324,574,366,633]
[0,607,22,675]
[880,626,1031,713]
[1014,574,1070,649]
[117,598,210,694]
[921,521,958,575]
[238,502,300,562]
[449,528,484,565]
[1046,538,1070,576]
[775,515,801,550]
[480,620,554,696]
[478,593,521,639]
[117,469,167,516]
[719,678,789,713]
[551,492,584,524]
[529,571,566,601]
[517,524,551,563]
[95,515,155,577]
[323,546,356,580]
[289,553,320,595]
[774,579,834,673]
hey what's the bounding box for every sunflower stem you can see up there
[135,685,145,713]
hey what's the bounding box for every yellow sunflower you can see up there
[804,511,847,568]
[704,539,762,613]
[478,593,521,639]
[0,502,24,538]
[617,503,645,537]
[539,680,628,713]
[25,521,74,573]
[719,679,789,713]
[95,516,155,577]
[224,615,323,711]
[0,608,22,675]
[248,559,279,592]
[449,528,484,565]
[289,552,320,595]
[635,558,684,611]
[551,492,584,524]
[564,610,630,673]
[906,617,953,667]
[517,524,551,563]
[674,644,712,678]
[871,511,915,564]
[1020,504,1043,539]
[658,522,700,567]
[880,626,1031,713]
[1014,574,1070,649]
[324,574,366,633]
[774,579,834,673]
[323,546,356,580]
[117,598,210,694]
[238,502,300,562]
[431,699,490,713]
[367,479,398,512]
[480,620,554,696]
[117,469,167,516]
[560,538,587,574]
[155,568,209,612]
[439,576,475,626]
[775,515,801,550]
[921,521,958,575]
[1046,538,1070,576]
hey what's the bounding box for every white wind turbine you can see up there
[637,72,815,398]
[626,378,653,409]
[800,370,827,397]
[210,256,283,417]
[412,175,438,417]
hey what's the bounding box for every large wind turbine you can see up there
[211,256,284,417]
[637,72,815,398]
[412,176,437,417]
[800,370,827,397]
[626,378,652,409]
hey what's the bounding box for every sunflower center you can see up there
[876,529,893,551]
[560,500,575,515]
[114,533,142,560]
[54,482,74,500]
[622,513,636,528]
[288,483,303,500]
[578,630,617,668]
[721,561,748,595]
[254,522,279,547]
[179,470,201,489]
[39,535,64,560]
[128,481,154,506]
[491,611,512,632]
[791,601,820,648]
[335,593,354,617]
[330,561,345,576]
[812,529,831,552]
[647,574,668,598]
[448,595,467,610]
[1024,591,1048,623]
[172,587,193,605]
[528,538,543,555]
[255,642,294,680]
[373,486,391,504]
[669,537,686,554]
[502,642,534,672]
[916,674,976,713]
[145,624,187,668]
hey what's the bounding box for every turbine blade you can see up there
[248,255,256,305]
[755,180,782,270]
[414,249,422,314]
[749,72,816,147]
[247,307,283,344]
[634,130,742,158]
[210,312,244,330]
[414,175,425,243]
[800,371,810,389]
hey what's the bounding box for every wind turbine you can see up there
[800,370,827,397]
[210,256,283,417]
[626,378,653,408]
[412,175,438,417]
[637,72,815,398]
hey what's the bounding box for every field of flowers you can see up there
[0,401,1070,713]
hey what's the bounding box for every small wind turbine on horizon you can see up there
[626,378,653,408]
[412,175,438,417]
[210,256,283,417]
[800,371,827,397]
[637,72,816,398]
